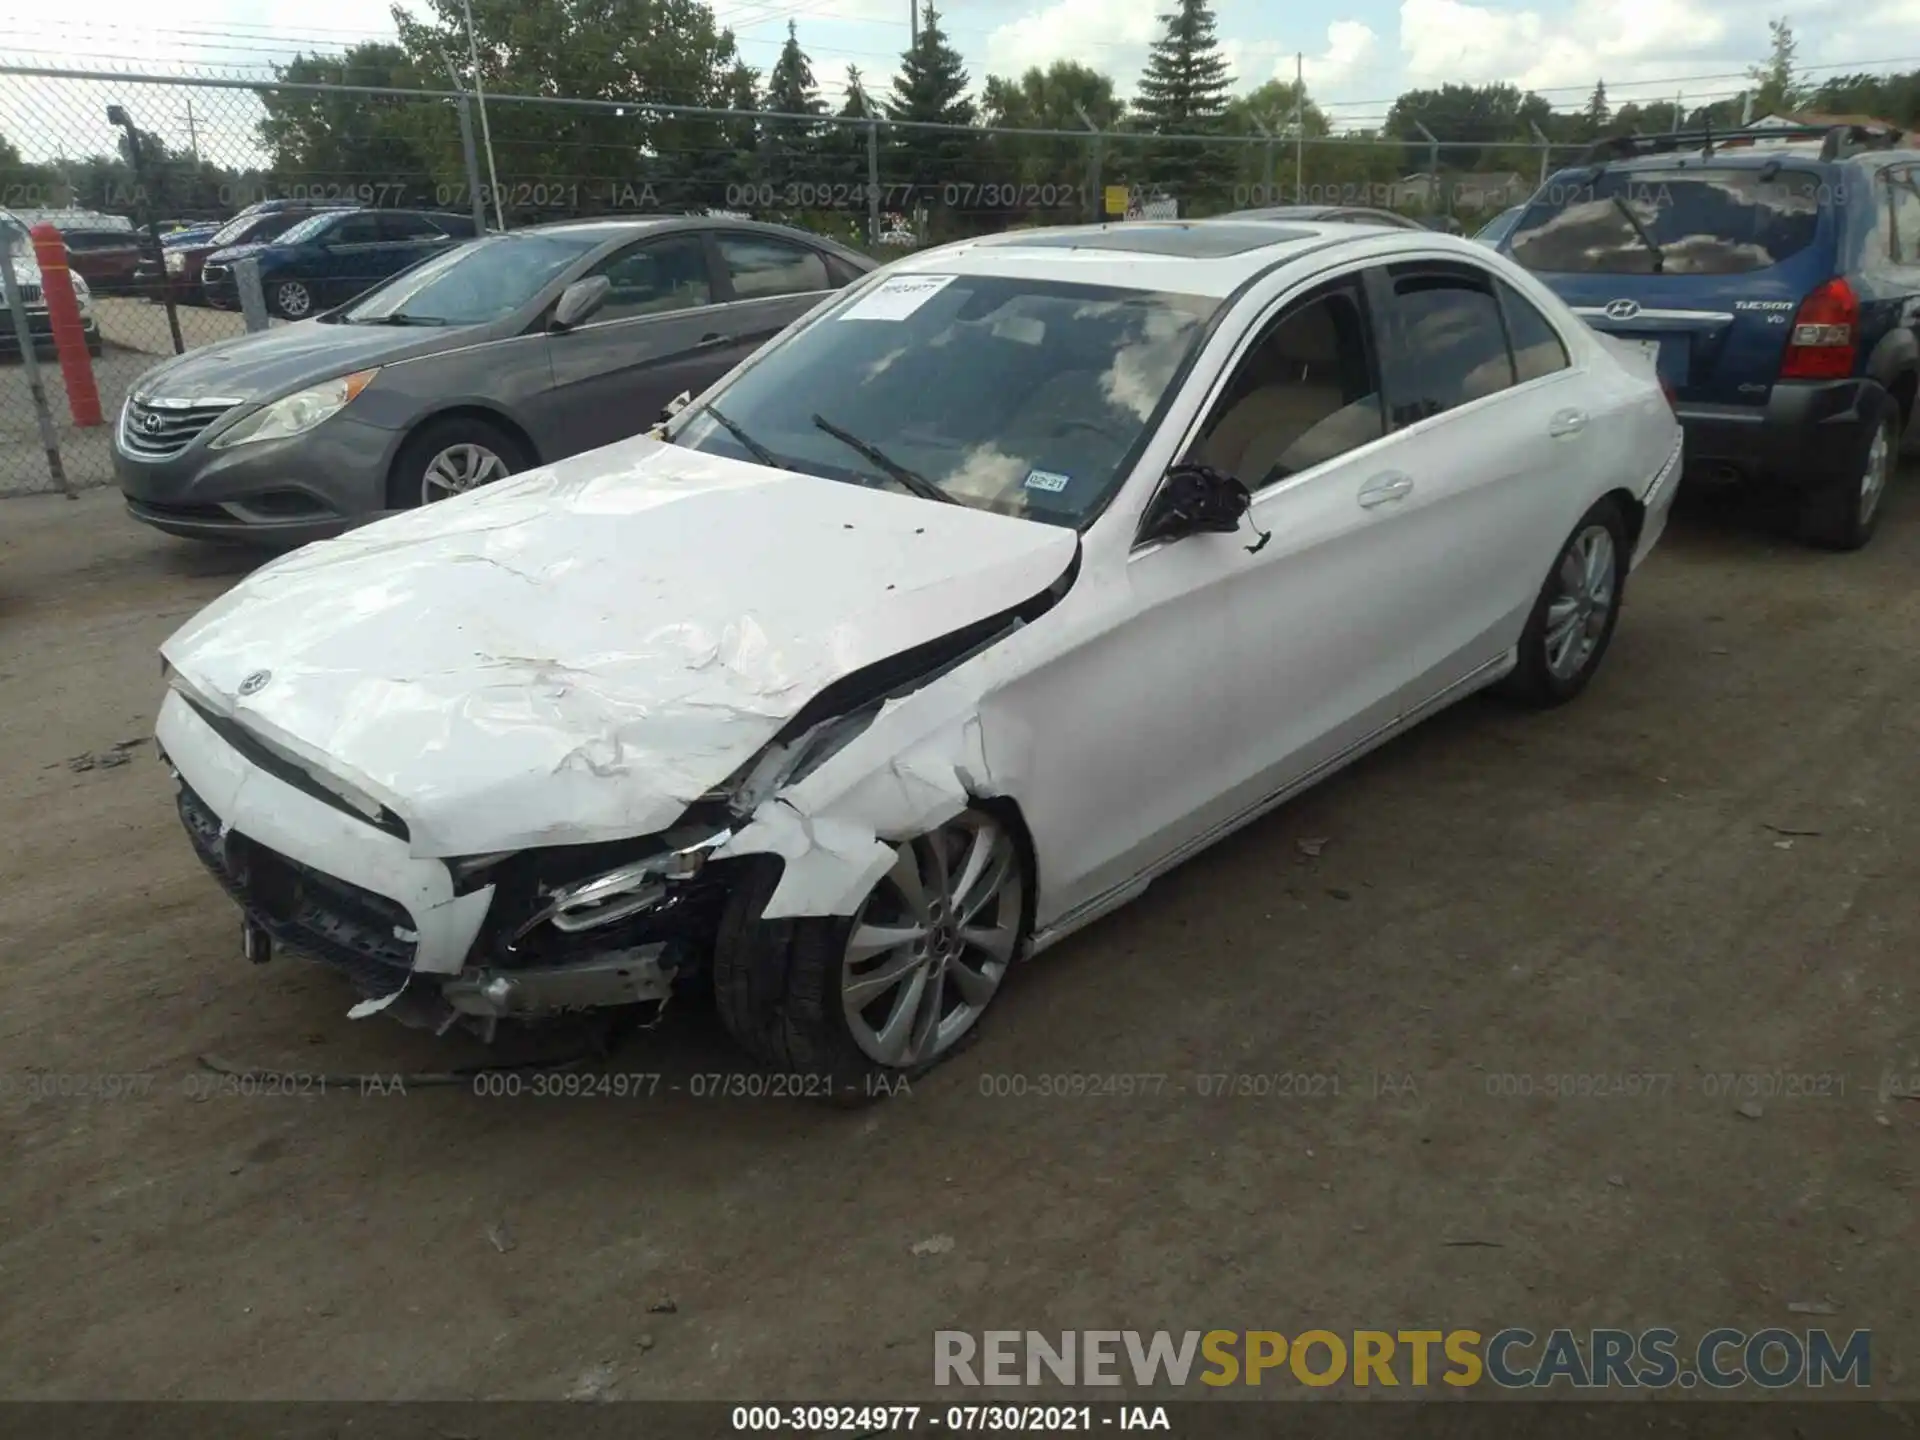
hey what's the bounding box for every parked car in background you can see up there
[1474,205,1526,247]
[1502,122,1918,549]
[147,219,1679,1081]
[140,200,353,300]
[201,208,478,317]
[116,217,876,541]
[0,228,101,357]
[1225,204,1424,228]
[57,227,146,293]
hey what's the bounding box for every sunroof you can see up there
[996,223,1314,257]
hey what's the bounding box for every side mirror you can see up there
[1139,463,1251,545]
[550,275,610,331]
[662,391,691,419]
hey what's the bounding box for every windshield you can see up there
[670,273,1217,528]
[1507,167,1821,275]
[335,233,599,325]
[1477,207,1523,243]
[273,212,342,246]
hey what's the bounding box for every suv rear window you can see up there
[1507,167,1821,275]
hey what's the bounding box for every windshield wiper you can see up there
[349,312,449,326]
[810,413,956,505]
[1610,193,1665,274]
[699,404,789,471]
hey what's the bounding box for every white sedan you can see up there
[155,218,1682,1094]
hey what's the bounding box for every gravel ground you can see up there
[0,482,1915,1404]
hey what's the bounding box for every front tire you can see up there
[388,416,530,510]
[1798,406,1895,551]
[1497,497,1629,709]
[713,806,1029,1102]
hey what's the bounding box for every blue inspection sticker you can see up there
[1024,469,1071,493]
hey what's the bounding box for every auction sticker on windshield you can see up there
[839,273,957,321]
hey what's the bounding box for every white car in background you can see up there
[1,213,101,357]
[154,219,1681,1096]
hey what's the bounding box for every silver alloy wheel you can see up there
[274,280,311,317]
[1544,523,1617,682]
[1859,416,1893,526]
[421,443,511,503]
[840,811,1023,1068]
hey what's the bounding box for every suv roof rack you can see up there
[1577,122,1906,165]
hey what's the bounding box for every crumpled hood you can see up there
[160,436,1078,857]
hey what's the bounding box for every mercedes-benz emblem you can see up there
[1604,298,1642,321]
[237,669,272,697]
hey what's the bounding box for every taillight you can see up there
[1779,278,1858,380]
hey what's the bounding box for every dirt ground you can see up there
[0,481,1915,1404]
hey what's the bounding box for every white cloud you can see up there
[1398,0,1735,94]
[1303,20,1381,90]
[981,0,1163,87]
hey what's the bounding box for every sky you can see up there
[5,0,1920,164]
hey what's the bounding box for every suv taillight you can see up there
[1779,277,1858,380]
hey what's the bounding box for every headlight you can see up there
[208,369,379,450]
[165,252,184,273]
[71,275,91,316]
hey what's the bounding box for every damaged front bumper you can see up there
[156,691,739,1032]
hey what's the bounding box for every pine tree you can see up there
[884,4,980,224]
[821,66,877,210]
[1134,0,1234,132]
[1749,18,1804,116]
[1131,0,1234,205]
[764,21,825,191]
[1583,79,1610,136]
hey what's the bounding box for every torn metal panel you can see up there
[159,435,1077,858]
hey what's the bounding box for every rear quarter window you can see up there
[1508,168,1822,276]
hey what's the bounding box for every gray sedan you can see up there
[114,217,877,543]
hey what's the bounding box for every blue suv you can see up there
[1501,123,1917,549]
[201,207,478,321]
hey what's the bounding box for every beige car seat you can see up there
[1194,301,1353,482]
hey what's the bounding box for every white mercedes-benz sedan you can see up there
[155,218,1682,1095]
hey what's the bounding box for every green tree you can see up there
[981,61,1121,221]
[394,0,755,216]
[883,5,981,233]
[1223,78,1328,207]
[259,44,440,207]
[1132,0,1235,204]
[1385,82,1551,172]
[1749,18,1805,116]
[763,21,825,195]
[1582,80,1610,136]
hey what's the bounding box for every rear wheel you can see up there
[713,806,1028,1101]
[1496,497,1629,709]
[1797,407,1895,551]
[388,416,530,510]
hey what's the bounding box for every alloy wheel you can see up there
[274,280,311,317]
[840,811,1023,1068]
[1859,416,1893,527]
[1544,523,1617,682]
[421,443,510,504]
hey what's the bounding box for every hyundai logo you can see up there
[237,669,272,697]
[141,411,163,432]
[1604,298,1642,321]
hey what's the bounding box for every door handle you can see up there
[1548,408,1588,437]
[695,332,731,348]
[1357,471,1414,508]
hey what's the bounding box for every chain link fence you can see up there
[0,63,1579,496]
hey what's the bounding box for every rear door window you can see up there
[717,234,830,299]
[1508,168,1821,275]
[1884,167,1920,265]
[1378,268,1515,422]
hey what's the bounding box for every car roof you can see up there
[891,221,1487,297]
[1225,204,1418,227]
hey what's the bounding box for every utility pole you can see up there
[909,0,918,46]
[177,99,200,163]
[1294,51,1305,201]
[458,0,507,230]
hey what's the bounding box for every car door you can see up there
[1359,259,1593,708]
[710,230,840,368]
[308,212,385,306]
[1032,272,1433,920]
[535,230,732,457]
